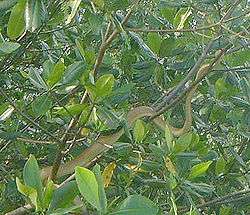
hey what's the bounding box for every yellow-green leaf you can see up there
[16,177,38,209]
[7,0,26,39]
[42,180,55,209]
[96,74,115,98]
[165,157,177,175]
[215,157,226,176]
[102,162,116,188]
[133,119,145,143]
[47,59,65,87]
[75,166,101,210]
[23,155,43,202]
[93,0,104,8]
[188,161,213,179]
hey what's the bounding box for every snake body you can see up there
[41,62,220,180]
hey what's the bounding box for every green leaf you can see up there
[42,59,54,80]
[224,49,250,67]
[61,61,86,85]
[219,206,232,215]
[159,37,176,57]
[160,8,176,24]
[49,205,83,215]
[130,32,158,60]
[95,74,115,98]
[133,119,145,143]
[93,0,104,9]
[147,33,162,54]
[215,157,226,176]
[174,132,192,153]
[32,94,52,116]
[78,105,92,126]
[16,177,38,209]
[75,166,101,211]
[23,155,43,202]
[188,161,213,180]
[49,181,78,211]
[215,78,239,99]
[0,41,20,54]
[0,0,17,11]
[42,180,55,209]
[75,39,85,59]
[112,195,159,215]
[54,104,88,117]
[25,0,42,31]
[28,68,48,90]
[31,0,42,31]
[7,0,26,39]
[173,8,192,30]
[47,59,65,87]
[93,164,107,214]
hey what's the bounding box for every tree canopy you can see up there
[0,0,249,214]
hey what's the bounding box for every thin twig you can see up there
[126,9,249,34]
[0,88,60,142]
[177,189,250,213]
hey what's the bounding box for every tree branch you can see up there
[177,189,250,213]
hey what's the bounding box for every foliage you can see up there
[0,0,249,214]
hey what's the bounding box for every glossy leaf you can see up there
[49,205,83,215]
[54,104,88,117]
[174,132,192,153]
[133,119,145,143]
[188,161,213,179]
[61,61,86,85]
[93,164,107,214]
[0,42,20,54]
[7,0,26,39]
[16,177,38,209]
[47,59,65,87]
[49,181,78,211]
[113,195,159,215]
[32,94,52,116]
[28,68,48,90]
[42,180,55,209]
[23,155,43,202]
[215,157,226,176]
[75,166,101,210]
[147,33,162,54]
[102,162,116,188]
[96,74,115,98]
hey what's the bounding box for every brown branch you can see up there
[154,37,219,112]
[151,49,226,119]
[5,205,32,215]
[49,0,142,180]
[126,8,249,34]
[16,137,86,145]
[153,0,243,113]
[93,0,141,76]
[177,189,250,213]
